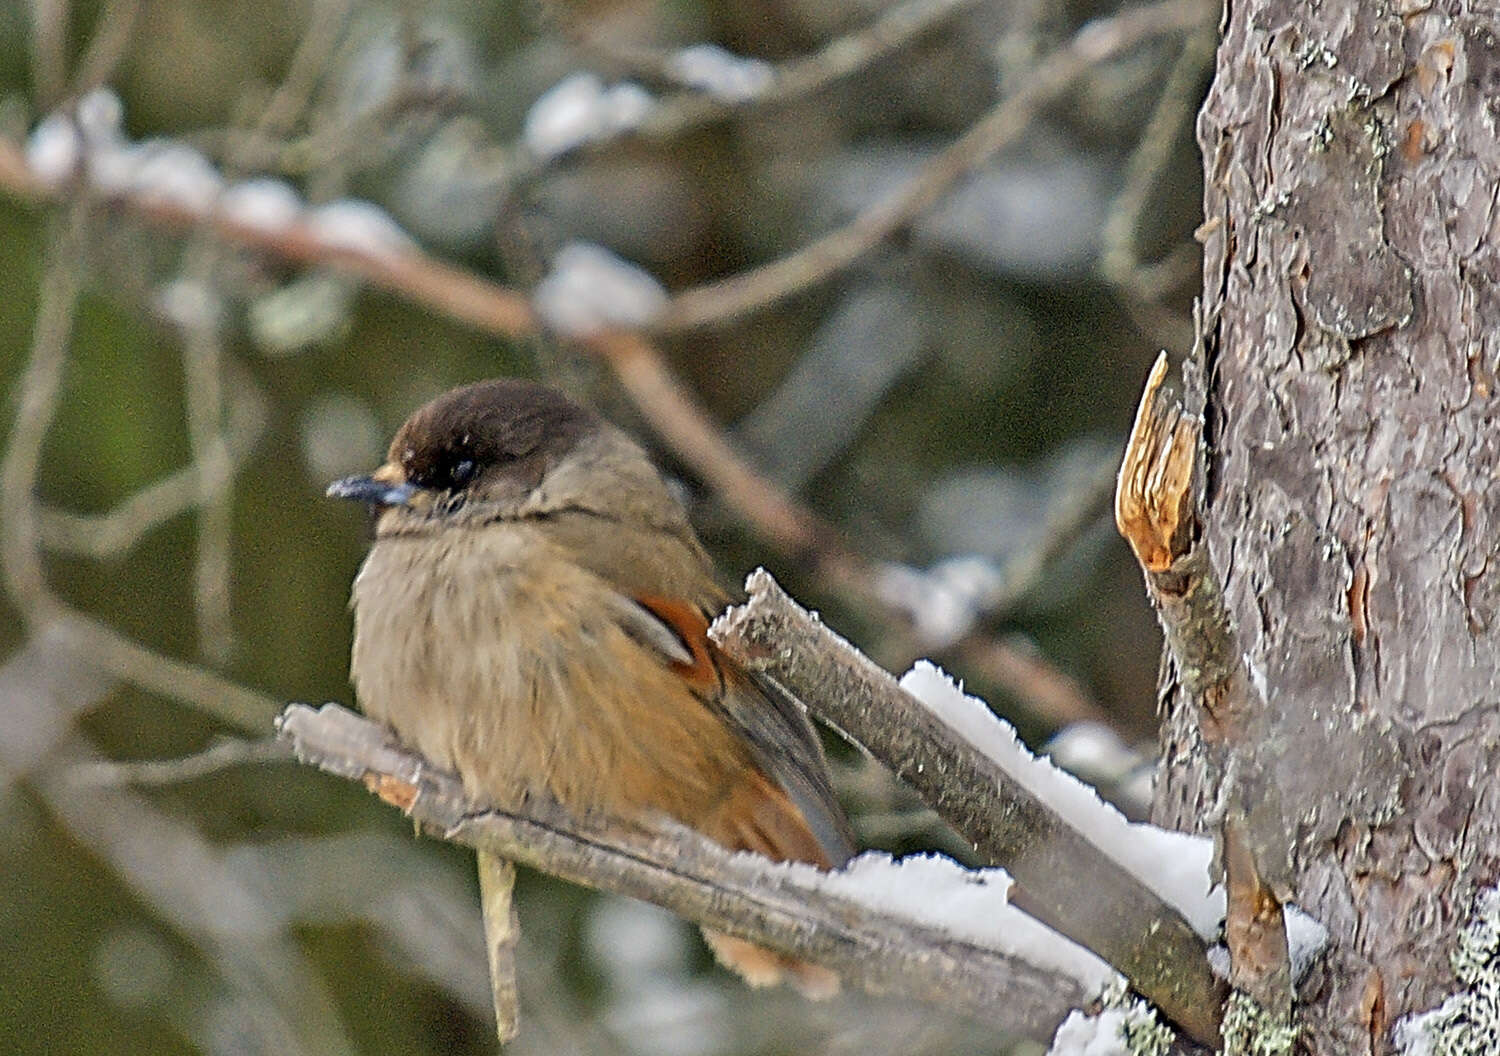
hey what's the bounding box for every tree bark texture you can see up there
[1166,1,1500,1051]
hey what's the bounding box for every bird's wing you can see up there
[628,593,858,868]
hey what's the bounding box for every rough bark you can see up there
[1165,0,1500,1051]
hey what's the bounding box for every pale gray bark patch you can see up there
[1282,107,1414,346]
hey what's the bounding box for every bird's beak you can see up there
[327,463,420,508]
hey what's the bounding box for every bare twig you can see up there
[711,569,1225,1046]
[72,0,144,94]
[1,201,88,621]
[1100,23,1215,352]
[37,404,264,559]
[477,851,521,1043]
[28,0,69,109]
[0,113,1106,736]
[953,634,1111,729]
[980,460,1120,619]
[591,332,833,558]
[64,613,280,730]
[555,0,985,163]
[247,0,356,148]
[39,734,358,1055]
[68,736,292,786]
[276,701,1101,1042]
[654,0,1214,334]
[177,256,238,663]
[0,185,279,732]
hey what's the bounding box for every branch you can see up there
[1115,353,1291,1018]
[555,0,984,162]
[276,701,1101,1043]
[67,735,291,785]
[711,569,1226,1046]
[653,0,1214,334]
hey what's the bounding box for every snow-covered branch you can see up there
[276,701,1104,1043]
[711,569,1226,1046]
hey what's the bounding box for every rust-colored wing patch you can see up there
[633,593,721,690]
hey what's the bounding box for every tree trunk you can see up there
[1160,0,1500,1051]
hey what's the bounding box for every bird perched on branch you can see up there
[329,378,855,998]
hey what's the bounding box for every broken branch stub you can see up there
[1115,354,1293,1017]
[1115,351,1199,574]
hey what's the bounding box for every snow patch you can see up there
[667,44,774,102]
[523,73,654,161]
[770,851,1116,993]
[1046,982,1171,1055]
[898,662,1224,937]
[128,140,224,212]
[25,113,81,187]
[306,199,415,259]
[75,88,125,142]
[220,179,304,234]
[874,557,1002,647]
[155,278,224,332]
[532,242,667,337]
[1285,903,1329,982]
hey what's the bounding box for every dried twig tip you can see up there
[1115,352,1200,572]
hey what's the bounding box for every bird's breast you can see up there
[347,522,755,824]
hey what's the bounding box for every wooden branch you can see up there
[476,850,521,1043]
[654,0,1214,334]
[546,0,985,171]
[1115,353,1291,1018]
[710,570,1225,1046]
[275,701,1095,1043]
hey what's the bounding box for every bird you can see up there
[327,377,856,998]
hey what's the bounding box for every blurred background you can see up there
[0,0,1213,1051]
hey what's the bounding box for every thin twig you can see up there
[477,851,521,1043]
[64,613,280,731]
[67,736,292,786]
[953,634,1111,729]
[979,459,1120,619]
[37,405,264,559]
[28,0,69,110]
[277,701,1101,1043]
[0,229,278,727]
[591,332,833,558]
[1099,22,1215,352]
[0,201,89,620]
[39,734,359,1055]
[654,0,1214,334]
[71,0,144,94]
[711,569,1225,1046]
[548,0,985,168]
[178,251,238,663]
[248,0,356,148]
[0,116,1107,735]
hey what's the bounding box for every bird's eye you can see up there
[448,458,477,489]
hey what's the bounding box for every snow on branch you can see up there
[276,701,1101,1043]
[710,569,1226,1046]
